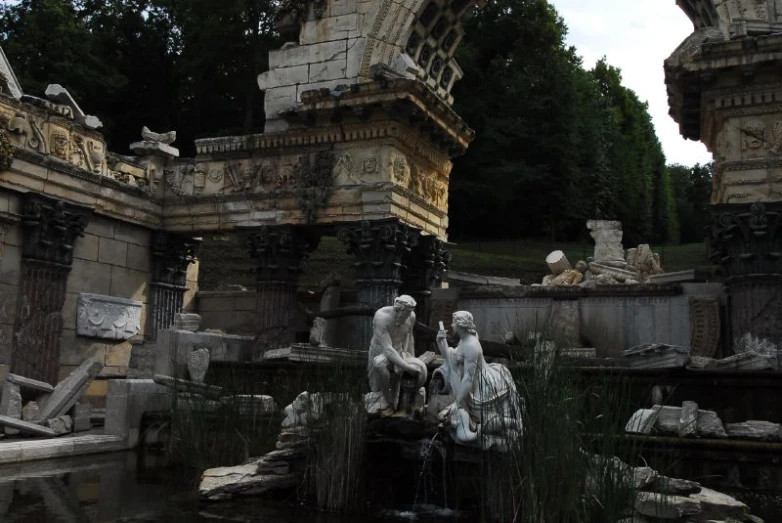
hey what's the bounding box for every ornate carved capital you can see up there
[20,194,92,266]
[337,219,418,286]
[248,225,319,285]
[151,231,200,287]
[709,202,782,278]
[402,235,451,296]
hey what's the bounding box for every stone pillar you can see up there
[11,195,91,384]
[400,235,450,353]
[249,225,319,357]
[709,202,782,352]
[148,231,199,338]
[337,219,418,349]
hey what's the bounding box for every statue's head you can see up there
[393,294,416,323]
[452,311,477,335]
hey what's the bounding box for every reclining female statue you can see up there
[435,311,523,450]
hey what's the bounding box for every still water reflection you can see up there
[0,452,466,523]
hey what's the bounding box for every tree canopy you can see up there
[0,0,706,244]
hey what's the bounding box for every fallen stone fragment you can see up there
[725,421,781,442]
[631,466,658,489]
[635,491,701,519]
[654,405,683,434]
[46,415,73,435]
[623,344,690,369]
[0,414,57,437]
[626,408,660,434]
[256,460,290,475]
[689,487,749,521]
[714,351,777,371]
[696,410,728,439]
[71,402,92,433]
[679,401,698,437]
[6,374,54,394]
[38,360,103,421]
[22,401,40,422]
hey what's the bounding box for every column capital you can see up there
[20,194,92,266]
[151,231,200,288]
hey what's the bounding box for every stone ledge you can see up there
[0,434,125,465]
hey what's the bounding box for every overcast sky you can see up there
[549,0,712,167]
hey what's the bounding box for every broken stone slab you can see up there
[649,475,702,495]
[679,401,698,438]
[256,460,290,475]
[46,415,73,435]
[22,401,40,422]
[635,491,701,519]
[130,140,179,159]
[623,344,690,369]
[37,360,103,422]
[0,414,57,437]
[696,410,728,439]
[714,351,778,371]
[725,421,782,441]
[1,380,22,436]
[44,84,102,129]
[199,464,300,501]
[70,402,92,433]
[689,487,749,521]
[6,374,54,394]
[153,374,223,399]
[625,408,660,434]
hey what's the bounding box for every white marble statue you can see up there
[366,295,428,414]
[435,311,523,451]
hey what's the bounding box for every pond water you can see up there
[0,451,467,523]
[0,450,779,522]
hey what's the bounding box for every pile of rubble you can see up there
[626,401,782,442]
[585,454,764,523]
[0,360,100,439]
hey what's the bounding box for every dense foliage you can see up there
[0,0,706,244]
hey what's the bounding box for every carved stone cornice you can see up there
[19,194,91,266]
[337,219,418,286]
[709,202,782,278]
[151,231,200,288]
[248,225,319,285]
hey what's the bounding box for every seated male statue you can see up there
[366,294,428,413]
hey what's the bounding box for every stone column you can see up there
[249,225,319,358]
[400,235,450,353]
[148,231,199,338]
[337,219,418,349]
[11,195,91,384]
[709,202,782,352]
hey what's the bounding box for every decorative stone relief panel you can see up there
[76,293,143,341]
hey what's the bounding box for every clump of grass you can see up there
[163,364,278,475]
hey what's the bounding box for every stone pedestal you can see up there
[148,232,199,338]
[11,195,91,384]
[337,219,418,349]
[249,226,319,358]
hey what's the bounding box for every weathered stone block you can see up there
[173,313,201,331]
[67,260,112,295]
[0,380,22,435]
[6,373,54,394]
[257,64,309,90]
[696,410,728,439]
[126,245,152,273]
[76,293,142,340]
[678,400,698,437]
[109,267,149,302]
[689,487,749,520]
[98,237,128,267]
[268,40,348,69]
[72,233,99,261]
[71,402,91,432]
[654,405,682,434]
[22,401,40,422]
[625,408,659,435]
[634,492,701,519]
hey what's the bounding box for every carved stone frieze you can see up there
[689,297,721,358]
[20,194,92,266]
[76,293,142,341]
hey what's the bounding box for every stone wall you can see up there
[197,290,258,336]
[0,188,199,387]
[457,284,725,358]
